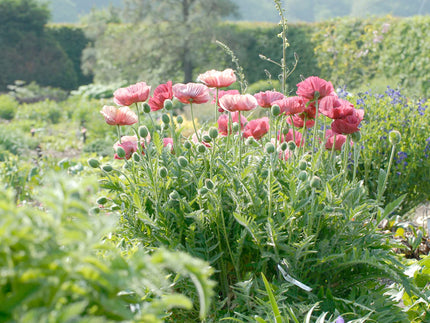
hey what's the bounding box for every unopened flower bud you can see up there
[161,113,170,124]
[389,130,401,145]
[265,142,275,154]
[205,179,215,190]
[298,160,307,170]
[282,128,289,135]
[87,158,100,168]
[169,190,179,200]
[209,127,218,139]
[314,91,320,99]
[96,196,108,205]
[116,147,126,158]
[159,167,168,178]
[351,131,361,142]
[280,142,288,151]
[202,135,212,143]
[287,141,296,151]
[298,170,308,181]
[138,125,149,138]
[176,115,184,124]
[310,176,321,189]
[132,152,141,162]
[101,164,113,172]
[89,206,100,215]
[184,140,192,149]
[232,122,240,132]
[143,102,151,113]
[245,137,258,146]
[164,99,173,110]
[261,169,269,178]
[197,143,206,153]
[178,156,188,167]
[199,187,208,195]
[271,104,280,117]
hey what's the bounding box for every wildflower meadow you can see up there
[1,1,430,322]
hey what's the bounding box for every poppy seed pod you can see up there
[287,141,297,151]
[389,130,401,145]
[101,164,113,172]
[178,156,188,167]
[176,115,184,124]
[138,126,149,138]
[310,176,322,189]
[298,170,308,181]
[164,99,173,110]
[143,102,151,113]
[298,160,307,170]
[271,104,281,117]
[184,140,192,149]
[116,147,126,158]
[265,142,275,154]
[159,167,168,178]
[161,113,170,124]
[280,142,288,151]
[209,127,218,139]
[87,158,100,168]
[282,128,289,135]
[197,143,207,153]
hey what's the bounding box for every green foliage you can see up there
[8,81,68,103]
[0,95,17,120]
[0,174,215,322]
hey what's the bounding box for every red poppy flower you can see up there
[217,111,248,136]
[296,76,335,100]
[272,96,306,116]
[243,117,270,140]
[114,82,151,106]
[197,69,236,88]
[100,106,138,126]
[254,90,285,108]
[173,83,211,104]
[219,94,258,112]
[331,109,365,134]
[325,129,351,151]
[287,114,315,128]
[319,96,355,119]
[148,81,174,111]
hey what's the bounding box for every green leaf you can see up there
[261,273,282,323]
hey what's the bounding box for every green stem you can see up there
[215,88,219,122]
[190,101,200,142]
[377,144,396,204]
[116,125,122,143]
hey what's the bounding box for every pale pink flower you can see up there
[100,106,138,126]
[219,94,258,112]
[287,114,315,128]
[217,111,248,136]
[243,117,270,140]
[197,69,236,88]
[114,82,151,106]
[173,83,211,104]
[254,90,285,108]
[319,96,355,119]
[212,89,240,112]
[113,136,142,160]
[272,96,306,116]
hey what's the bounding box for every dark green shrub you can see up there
[0,95,17,120]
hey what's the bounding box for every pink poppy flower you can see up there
[287,114,315,128]
[219,94,258,112]
[331,109,365,134]
[254,90,285,108]
[172,83,211,104]
[278,129,304,147]
[114,82,151,106]
[197,69,236,88]
[325,129,351,151]
[272,96,306,116]
[319,96,355,119]
[148,81,173,111]
[296,76,335,100]
[217,111,248,136]
[163,137,174,153]
[113,136,142,160]
[100,106,138,126]
[243,117,270,140]
[212,89,240,112]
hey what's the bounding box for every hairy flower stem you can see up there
[341,134,351,187]
[215,88,219,121]
[189,101,200,142]
[116,125,122,143]
[134,102,141,126]
[311,97,320,156]
[377,143,396,204]
[238,111,243,170]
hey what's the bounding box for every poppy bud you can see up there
[232,122,240,132]
[184,140,192,149]
[271,104,281,117]
[176,115,184,124]
[101,164,113,172]
[138,126,149,138]
[199,187,208,195]
[162,123,169,130]
[287,141,296,151]
[280,142,288,151]
[209,127,218,139]
[310,176,321,189]
[265,142,275,154]
[282,128,289,135]
[197,144,206,153]
[164,99,173,110]
[298,170,308,181]
[87,158,100,168]
[389,130,401,145]
[178,156,188,167]
[89,206,100,215]
[143,102,151,113]
[132,152,141,162]
[96,196,108,205]
[245,137,258,146]
[205,179,215,190]
[202,135,212,143]
[169,190,180,200]
[162,113,170,124]
[298,160,307,170]
[159,167,168,178]
[116,147,126,158]
[351,131,361,142]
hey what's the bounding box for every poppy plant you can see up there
[172,83,211,104]
[113,135,142,160]
[325,129,350,151]
[243,117,270,140]
[319,96,355,120]
[254,90,285,108]
[219,94,258,112]
[331,108,365,134]
[100,106,138,126]
[148,81,174,111]
[272,96,306,116]
[296,76,335,101]
[217,111,248,136]
[197,69,237,88]
[113,82,151,107]
[213,89,240,112]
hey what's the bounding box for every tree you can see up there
[82,0,237,84]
